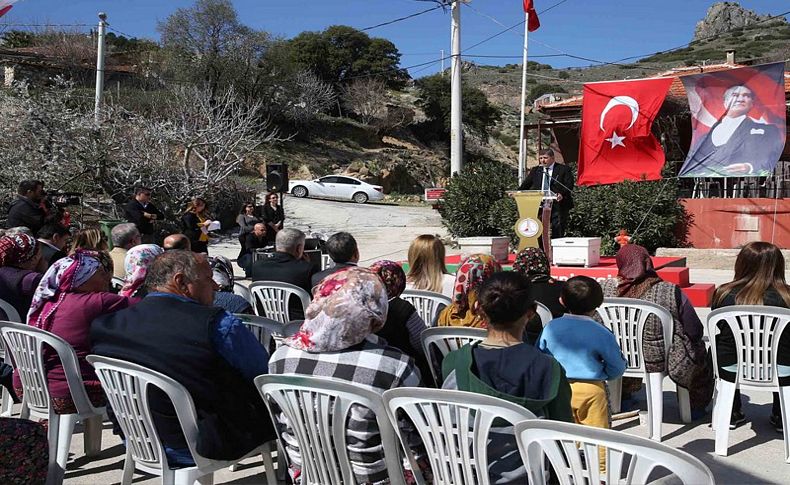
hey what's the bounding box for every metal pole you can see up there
[94,12,107,124]
[449,1,463,176]
[517,12,529,186]
[440,49,445,76]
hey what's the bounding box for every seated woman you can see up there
[209,255,252,314]
[236,202,261,258]
[512,247,565,343]
[0,418,48,484]
[120,244,164,298]
[0,233,43,319]
[269,267,425,484]
[370,260,431,380]
[713,241,790,431]
[601,244,713,417]
[262,192,285,245]
[404,234,455,297]
[13,250,137,414]
[69,228,109,254]
[441,271,573,483]
[437,254,500,328]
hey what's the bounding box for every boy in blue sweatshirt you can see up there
[537,276,626,436]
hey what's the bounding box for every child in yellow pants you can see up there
[538,276,626,473]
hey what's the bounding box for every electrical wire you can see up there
[361,4,443,31]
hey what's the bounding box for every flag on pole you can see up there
[0,0,19,19]
[577,77,673,186]
[523,0,540,31]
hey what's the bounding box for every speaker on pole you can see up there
[266,163,289,193]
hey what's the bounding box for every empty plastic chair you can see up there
[515,420,715,485]
[420,327,486,385]
[249,281,311,323]
[383,387,537,485]
[87,355,275,485]
[596,298,691,441]
[707,306,790,461]
[256,374,409,485]
[234,314,301,353]
[401,289,452,327]
[0,322,105,484]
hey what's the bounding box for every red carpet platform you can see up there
[439,254,715,307]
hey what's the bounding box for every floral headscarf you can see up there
[369,260,406,299]
[0,234,38,267]
[121,244,164,297]
[451,254,501,312]
[28,250,102,331]
[285,267,388,353]
[616,244,662,298]
[209,255,234,292]
[512,247,551,282]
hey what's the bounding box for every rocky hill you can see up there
[694,2,787,41]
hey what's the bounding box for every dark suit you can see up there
[518,163,575,238]
[311,262,356,289]
[683,118,784,177]
[124,200,164,241]
[6,196,46,235]
[250,252,313,320]
[38,241,66,269]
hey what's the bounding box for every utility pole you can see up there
[440,49,445,76]
[94,12,107,124]
[449,1,463,176]
[517,11,530,185]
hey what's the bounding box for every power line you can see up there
[361,4,443,31]
[0,23,93,28]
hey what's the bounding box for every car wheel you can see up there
[292,186,308,198]
[352,192,369,204]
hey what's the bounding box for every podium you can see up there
[508,190,557,263]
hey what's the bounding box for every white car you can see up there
[288,175,384,204]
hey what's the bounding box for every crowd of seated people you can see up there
[4,202,790,484]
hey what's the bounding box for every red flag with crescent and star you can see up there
[577,77,673,186]
[522,0,540,32]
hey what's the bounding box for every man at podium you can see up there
[518,148,574,238]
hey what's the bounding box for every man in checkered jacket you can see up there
[268,267,424,484]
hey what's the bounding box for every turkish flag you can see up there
[0,0,18,19]
[577,78,673,186]
[523,0,540,32]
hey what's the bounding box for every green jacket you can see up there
[442,343,574,423]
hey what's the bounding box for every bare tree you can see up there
[283,70,336,125]
[342,78,387,125]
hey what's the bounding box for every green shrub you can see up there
[566,176,687,255]
[488,197,519,248]
[440,159,518,238]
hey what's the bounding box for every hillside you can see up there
[252,2,789,192]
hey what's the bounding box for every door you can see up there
[333,177,360,199]
[313,176,336,197]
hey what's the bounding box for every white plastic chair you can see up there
[256,374,409,485]
[421,327,487,385]
[0,321,105,484]
[87,355,276,485]
[536,302,553,328]
[383,387,537,485]
[707,306,790,461]
[249,281,311,323]
[234,314,302,353]
[0,298,21,417]
[514,420,715,485]
[596,298,691,441]
[233,282,253,306]
[401,289,452,327]
[110,277,125,292]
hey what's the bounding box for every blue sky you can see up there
[2,0,788,77]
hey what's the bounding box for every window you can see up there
[336,177,360,185]
[319,176,338,183]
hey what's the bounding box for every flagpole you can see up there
[517,11,529,186]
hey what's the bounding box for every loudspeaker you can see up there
[266,163,289,193]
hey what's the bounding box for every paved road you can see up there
[279,195,450,264]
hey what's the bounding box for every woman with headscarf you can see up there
[370,261,431,379]
[600,244,713,417]
[0,233,43,320]
[209,255,252,314]
[437,253,501,328]
[269,267,425,484]
[513,247,565,343]
[120,244,164,298]
[12,250,137,413]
